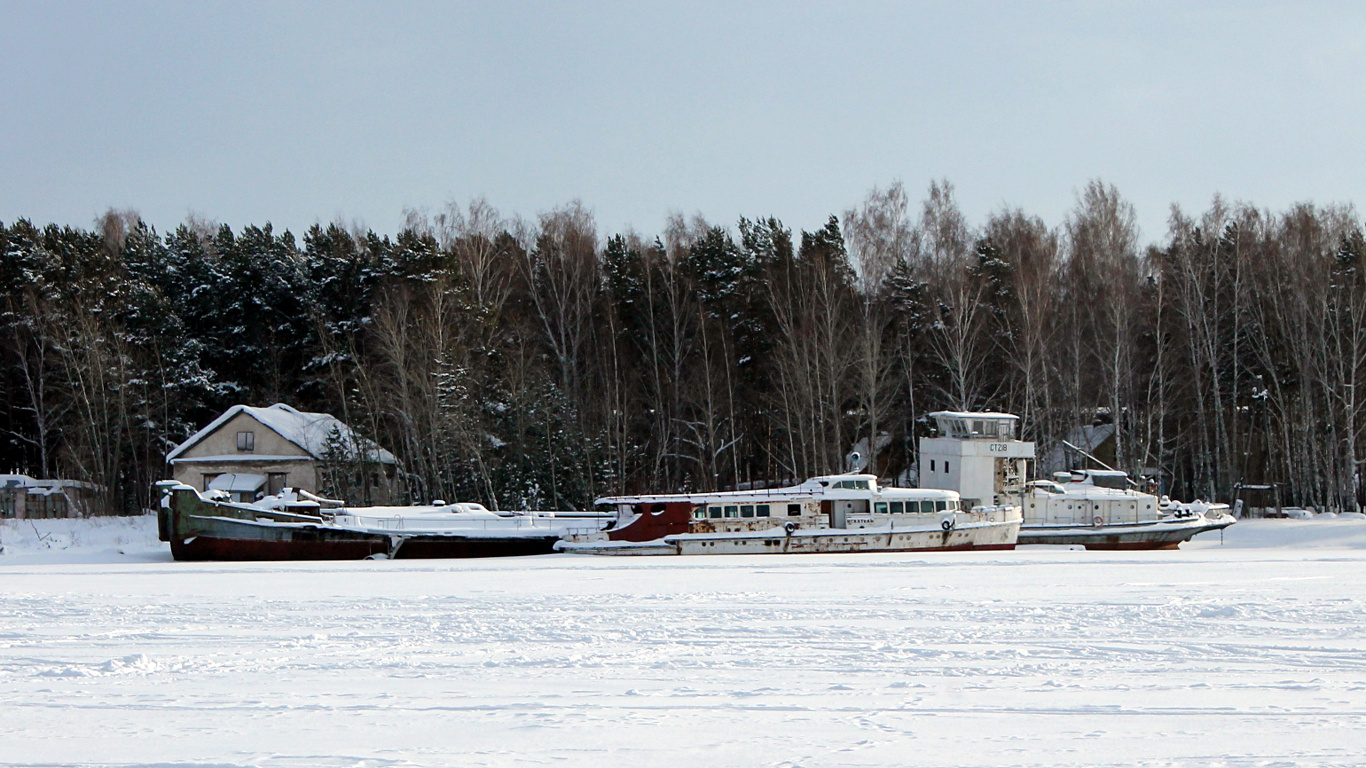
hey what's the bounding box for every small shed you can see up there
[0,475,104,518]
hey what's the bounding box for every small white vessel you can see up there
[917,411,1235,550]
[1016,470,1235,549]
[557,474,1021,556]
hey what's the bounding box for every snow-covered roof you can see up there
[1,475,99,492]
[928,411,1019,421]
[207,473,267,492]
[166,404,398,465]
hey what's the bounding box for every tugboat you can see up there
[917,411,1235,550]
[557,474,1021,556]
[156,481,608,561]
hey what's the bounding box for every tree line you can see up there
[2,180,1363,514]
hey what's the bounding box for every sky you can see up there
[2,1,1363,246]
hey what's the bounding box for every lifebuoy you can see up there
[940,519,954,532]
[1092,515,1104,527]
[784,521,797,534]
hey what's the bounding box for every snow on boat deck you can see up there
[3,517,1366,766]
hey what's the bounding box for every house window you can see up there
[268,473,287,495]
[944,461,950,474]
[202,473,221,491]
[237,431,255,452]
[930,460,936,472]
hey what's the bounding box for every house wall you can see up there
[171,413,318,495]
[178,413,312,461]
[172,460,319,495]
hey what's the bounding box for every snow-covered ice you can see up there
[3,516,1366,766]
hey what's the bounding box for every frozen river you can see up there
[3,518,1366,767]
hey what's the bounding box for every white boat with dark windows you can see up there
[917,411,1235,550]
[557,474,1022,556]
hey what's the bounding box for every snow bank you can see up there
[0,514,167,564]
[1186,516,1366,549]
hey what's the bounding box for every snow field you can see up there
[1,518,1365,766]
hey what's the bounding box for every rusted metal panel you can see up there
[606,501,692,542]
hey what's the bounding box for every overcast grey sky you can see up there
[2,1,1362,245]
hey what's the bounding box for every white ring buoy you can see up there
[941,519,954,532]
[784,521,797,534]
[1092,515,1104,527]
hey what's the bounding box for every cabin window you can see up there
[693,508,706,520]
[724,505,739,518]
[787,503,801,516]
[890,501,904,514]
[741,505,754,518]
[854,480,869,490]
[709,506,722,519]
[757,504,770,517]
[874,502,888,514]
[935,500,947,512]
[236,431,255,452]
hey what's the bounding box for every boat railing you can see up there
[339,514,601,535]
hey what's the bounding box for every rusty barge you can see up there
[156,481,607,561]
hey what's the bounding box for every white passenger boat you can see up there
[1015,470,1235,549]
[917,411,1235,550]
[556,474,1021,556]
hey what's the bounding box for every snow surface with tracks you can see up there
[3,516,1366,767]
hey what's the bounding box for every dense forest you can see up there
[2,180,1364,514]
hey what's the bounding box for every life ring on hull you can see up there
[941,519,954,532]
[1092,515,1104,527]
[784,521,797,534]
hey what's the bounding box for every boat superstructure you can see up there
[156,481,608,561]
[558,473,1021,555]
[917,412,1235,549]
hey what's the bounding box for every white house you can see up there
[166,404,400,504]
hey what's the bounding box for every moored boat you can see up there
[1015,470,1235,549]
[557,474,1022,555]
[156,481,608,561]
[918,411,1235,550]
